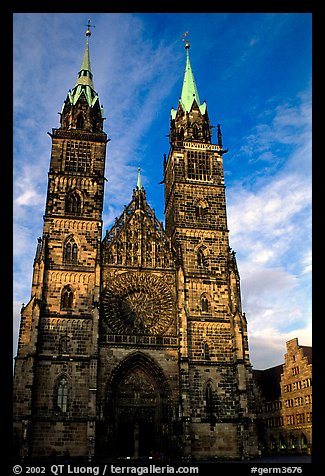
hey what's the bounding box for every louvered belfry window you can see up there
[65,140,91,173]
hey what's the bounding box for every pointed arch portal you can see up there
[99,352,171,458]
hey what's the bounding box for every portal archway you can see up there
[102,352,171,458]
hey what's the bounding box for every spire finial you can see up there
[136,166,143,190]
[182,31,190,49]
[85,18,95,37]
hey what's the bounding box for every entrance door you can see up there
[115,419,156,458]
[116,421,134,457]
[139,421,155,457]
[114,368,160,458]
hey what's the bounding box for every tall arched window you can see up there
[72,242,78,261]
[93,119,98,132]
[65,190,82,215]
[196,204,204,219]
[76,114,84,129]
[61,285,74,310]
[197,249,205,267]
[64,242,71,261]
[204,343,211,361]
[201,295,209,312]
[59,336,70,354]
[205,381,213,415]
[301,434,308,449]
[197,247,208,270]
[56,377,69,413]
[63,238,78,263]
[192,124,199,139]
[195,199,208,219]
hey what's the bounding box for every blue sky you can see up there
[13,13,312,369]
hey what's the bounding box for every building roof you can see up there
[253,364,283,401]
[63,27,102,115]
[171,41,207,120]
[102,169,173,266]
[301,345,312,364]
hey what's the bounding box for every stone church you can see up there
[13,27,258,461]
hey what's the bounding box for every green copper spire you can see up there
[136,167,143,190]
[76,32,94,89]
[171,40,207,120]
[66,24,101,110]
[180,41,200,111]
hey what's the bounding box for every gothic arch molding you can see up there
[65,188,83,215]
[62,234,80,263]
[195,243,209,270]
[105,351,170,403]
[195,198,209,217]
[102,351,172,458]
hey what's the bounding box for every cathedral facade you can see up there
[13,28,258,461]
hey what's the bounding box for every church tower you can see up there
[164,39,258,458]
[13,25,108,459]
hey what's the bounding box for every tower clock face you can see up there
[103,271,175,335]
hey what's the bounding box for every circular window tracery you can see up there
[103,272,174,335]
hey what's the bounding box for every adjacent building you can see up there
[254,338,312,455]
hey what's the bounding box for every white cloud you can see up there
[241,266,297,298]
[248,319,312,369]
[300,250,312,276]
[228,172,311,270]
[15,189,42,207]
[238,91,311,167]
[228,90,311,269]
[226,91,312,369]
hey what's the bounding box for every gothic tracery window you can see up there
[197,247,208,270]
[195,199,208,219]
[65,190,82,215]
[187,151,211,181]
[205,381,213,415]
[61,285,74,310]
[59,336,70,354]
[63,238,78,263]
[204,342,211,360]
[201,295,209,312]
[65,141,91,173]
[56,377,69,413]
